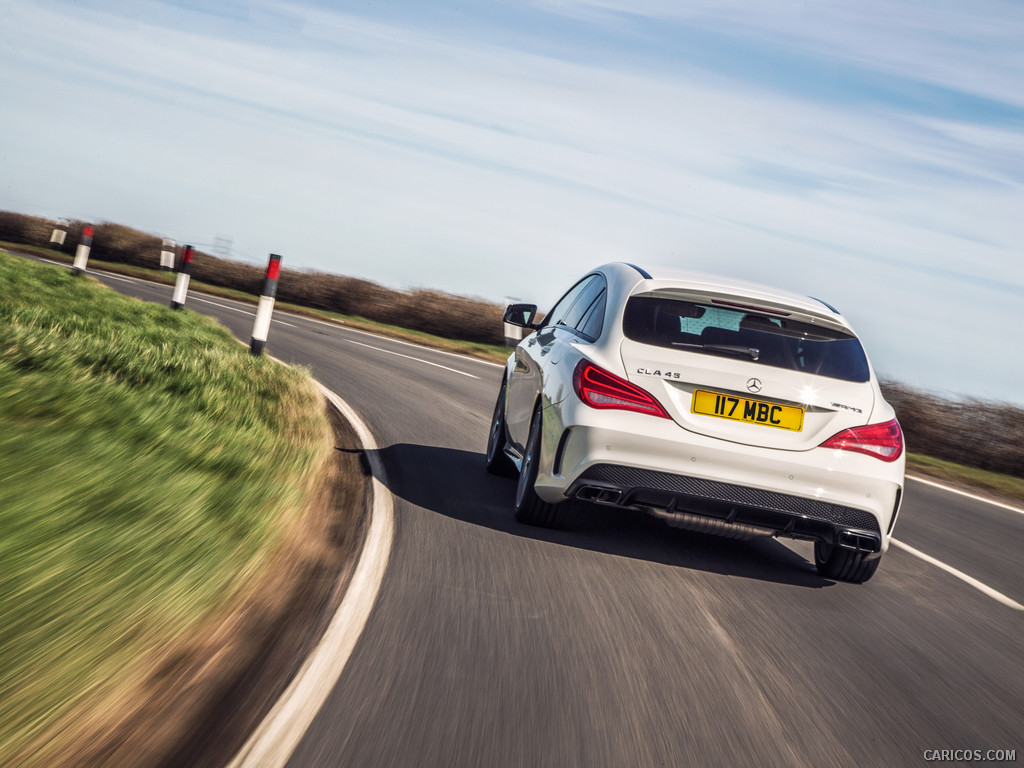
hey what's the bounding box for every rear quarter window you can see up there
[578,289,607,340]
[542,275,597,329]
[559,276,605,331]
[622,296,870,382]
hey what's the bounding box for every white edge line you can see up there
[347,339,480,379]
[907,474,1024,516]
[98,272,136,283]
[890,539,1023,611]
[189,295,256,315]
[312,317,504,368]
[189,295,297,327]
[227,384,395,768]
[30,255,68,266]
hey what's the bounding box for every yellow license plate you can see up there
[691,390,804,431]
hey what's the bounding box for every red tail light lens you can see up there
[573,360,670,419]
[820,418,903,462]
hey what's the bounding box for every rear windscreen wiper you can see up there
[672,342,760,361]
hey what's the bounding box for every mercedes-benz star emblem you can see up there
[746,378,762,393]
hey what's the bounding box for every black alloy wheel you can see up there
[485,382,517,477]
[514,408,569,528]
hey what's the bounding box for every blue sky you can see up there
[2,0,1022,404]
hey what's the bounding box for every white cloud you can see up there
[532,0,1024,106]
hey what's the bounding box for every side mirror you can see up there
[503,303,540,329]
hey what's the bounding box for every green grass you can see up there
[0,252,330,764]
[907,453,1024,506]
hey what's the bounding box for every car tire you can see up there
[814,541,880,583]
[485,381,517,477]
[514,408,569,528]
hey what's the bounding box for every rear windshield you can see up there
[622,296,870,382]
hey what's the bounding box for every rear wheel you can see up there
[485,382,516,477]
[514,409,569,528]
[814,541,880,583]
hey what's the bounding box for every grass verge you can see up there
[0,252,333,766]
[906,453,1024,507]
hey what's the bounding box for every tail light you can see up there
[820,418,903,462]
[573,360,670,419]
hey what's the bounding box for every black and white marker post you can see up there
[71,225,94,275]
[249,253,281,356]
[170,245,194,310]
[159,238,176,271]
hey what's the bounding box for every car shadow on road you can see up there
[341,441,834,589]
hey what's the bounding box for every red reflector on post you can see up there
[182,245,194,263]
[266,255,281,281]
[573,360,670,419]
[820,418,903,462]
[82,225,94,238]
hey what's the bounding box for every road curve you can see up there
[41,259,1024,766]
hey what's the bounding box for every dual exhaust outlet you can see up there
[836,530,881,553]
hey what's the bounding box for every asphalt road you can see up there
[36,258,1024,767]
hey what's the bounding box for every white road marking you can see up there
[907,475,1024,516]
[347,339,481,379]
[291,312,504,368]
[99,272,137,283]
[228,385,395,768]
[190,295,253,315]
[890,539,1023,611]
[189,295,297,327]
[96,273,297,328]
[31,256,66,266]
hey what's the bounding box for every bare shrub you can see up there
[190,252,263,295]
[0,212,167,261]
[90,223,162,268]
[0,210,66,250]
[400,289,504,344]
[882,382,1024,478]
[270,271,505,345]
[274,271,388,317]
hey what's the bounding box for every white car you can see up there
[486,262,905,583]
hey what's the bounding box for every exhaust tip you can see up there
[575,486,623,505]
[837,530,880,553]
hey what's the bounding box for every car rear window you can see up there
[622,296,870,382]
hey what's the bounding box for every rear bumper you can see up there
[568,463,884,553]
[532,405,904,552]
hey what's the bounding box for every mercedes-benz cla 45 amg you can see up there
[486,263,905,583]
